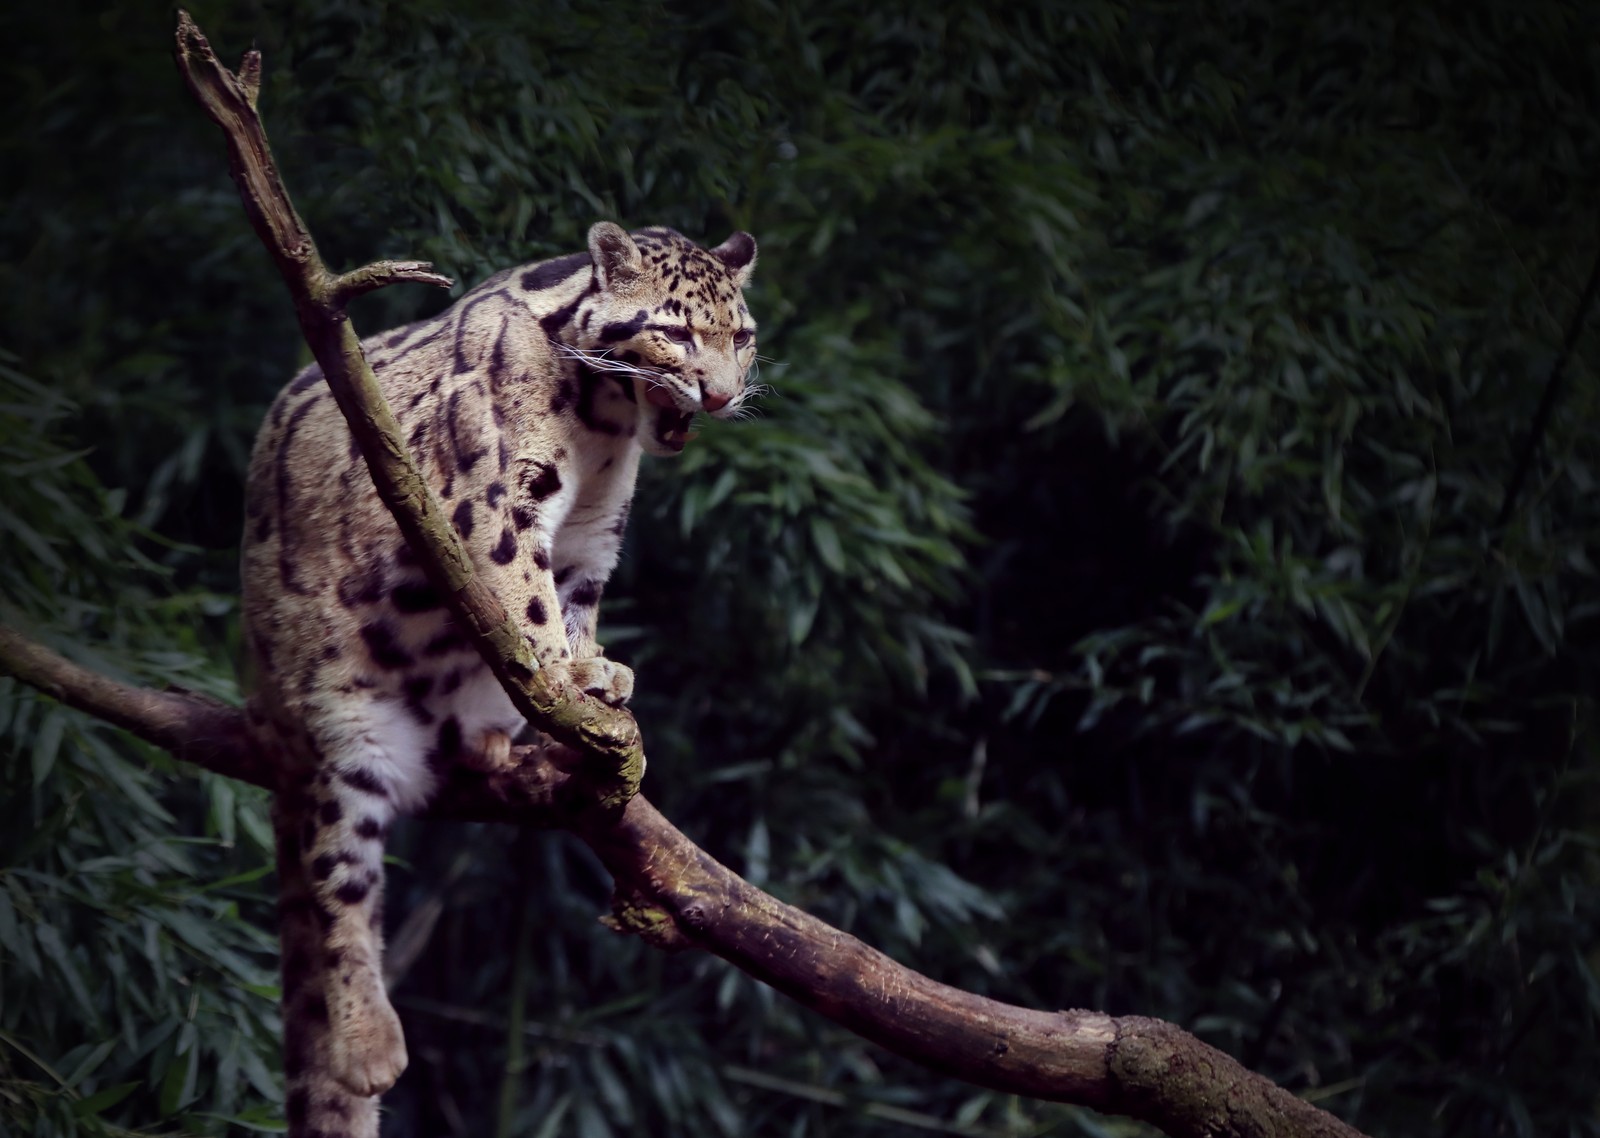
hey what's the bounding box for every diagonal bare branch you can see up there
[0,624,269,783]
[0,12,1380,1138]
[172,9,643,807]
[0,625,1368,1138]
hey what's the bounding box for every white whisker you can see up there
[554,343,676,387]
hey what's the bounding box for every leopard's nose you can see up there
[702,390,731,412]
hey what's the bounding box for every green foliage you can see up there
[0,354,282,1135]
[2,1,1597,1136]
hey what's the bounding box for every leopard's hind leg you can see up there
[280,704,441,1113]
[275,788,382,1137]
[290,701,431,1099]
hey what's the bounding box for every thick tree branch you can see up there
[0,12,1376,1138]
[0,630,1366,1138]
[173,9,643,807]
[0,625,270,785]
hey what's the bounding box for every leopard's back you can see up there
[241,277,577,805]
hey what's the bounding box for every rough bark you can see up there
[0,629,1367,1138]
[0,13,1374,1138]
[173,9,643,808]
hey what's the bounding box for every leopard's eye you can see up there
[732,329,754,349]
[662,325,695,344]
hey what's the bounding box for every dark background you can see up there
[1,1,1596,1135]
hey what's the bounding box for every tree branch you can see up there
[0,628,1367,1138]
[0,625,270,785]
[0,11,1378,1137]
[173,8,643,808]
[330,261,455,306]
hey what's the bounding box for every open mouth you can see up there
[654,407,696,451]
[644,383,696,451]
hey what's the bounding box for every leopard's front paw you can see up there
[459,728,515,772]
[549,656,634,708]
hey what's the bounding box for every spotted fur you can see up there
[242,223,757,1131]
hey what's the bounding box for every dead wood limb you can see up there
[0,629,1368,1138]
[173,8,643,809]
[0,11,1376,1138]
[0,625,270,784]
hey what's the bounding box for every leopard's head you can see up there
[572,222,759,456]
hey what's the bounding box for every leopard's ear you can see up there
[588,222,643,291]
[709,231,757,288]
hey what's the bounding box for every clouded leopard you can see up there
[241,223,757,1129]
